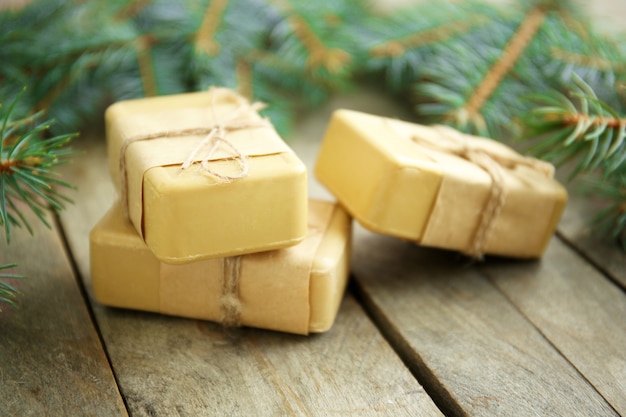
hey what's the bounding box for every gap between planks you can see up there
[51,209,133,415]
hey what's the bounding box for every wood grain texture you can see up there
[95,297,442,417]
[557,193,626,290]
[0,209,127,416]
[482,237,626,415]
[58,133,443,417]
[351,226,618,417]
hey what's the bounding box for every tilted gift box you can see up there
[106,88,307,264]
[90,199,351,335]
[315,109,568,258]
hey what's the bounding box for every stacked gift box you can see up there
[91,87,569,335]
[90,88,352,335]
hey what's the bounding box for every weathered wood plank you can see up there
[482,236,626,415]
[57,132,443,416]
[96,297,441,416]
[557,193,626,290]
[0,210,127,416]
[351,226,619,417]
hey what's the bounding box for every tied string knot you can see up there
[411,124,554,259]
[118,87,270,215]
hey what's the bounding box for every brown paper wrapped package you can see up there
[315,109,568,258]
[106,88,307,264]
[90,199,352,335]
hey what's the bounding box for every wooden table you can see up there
[1,87,624,416]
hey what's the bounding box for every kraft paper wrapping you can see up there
[90,199,352,335]
[315,109,568,258]
[105,88,308,264]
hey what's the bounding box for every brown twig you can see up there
[369,15,488,58]
[194,0,229,57]
[113,0,155,21]
[463,6,546,120]
[289,15,350,73]
[135,35,158,97]
[550,47,626,73]
[562,113,626,129]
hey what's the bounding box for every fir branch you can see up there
[520,75,626,176]
[413,9,529,137]
[0,263,23,312]
[593,173,626,249]
[362,1,494,93]
[550,47,626,74]
[368,14,488,59]
[461,5,547,131]
[519,75,626,249]
[186,0,329,135]
[113,0,155,21]
[1,0,141,133]
[269,0,368,91]
[0,92,76,243]
[288,14,351,75]
[189,0,278,92]
[194,0,229,57]
[246,48,330,107]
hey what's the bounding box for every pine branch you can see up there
[189,0,278,92]
[593,172,626,249]
[410,1,624,139]
[462,6,547,132]
[268,0,369,91]
[0,91,76,243]
[1,0,140,133]
[412,2,542,137]
[520,75,626,176]
[0,263,23,312]
[194,0,230,57]
[519,75,626,247]
[361,1,494,93]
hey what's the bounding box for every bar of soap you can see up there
[90,199,351,335]
[106,89,307,264]
[315,109,568,258]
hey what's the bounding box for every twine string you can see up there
[220,255,242,328]
[118,88,269,216]
[410,124,553,258]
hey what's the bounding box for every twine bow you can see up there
[410,124,554,259]
[118,87,269,215]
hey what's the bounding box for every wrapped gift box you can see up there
[106,88,307,264]
[90,199,351,335]
[315,109,568,258]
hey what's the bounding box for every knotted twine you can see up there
[117,87,269,328]
[409,124,554,259]
[157,200,335,334]
[118,87,270,217]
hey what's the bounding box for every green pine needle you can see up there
[590,173,626,250]
[0,263,24,311]
[520,75,626,176]
[0,92,76,244]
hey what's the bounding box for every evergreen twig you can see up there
[0,263,23,312]
[521,75,626,176]
[0,91,76,243]
[593,173,626,249]
[519,75,626,246]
